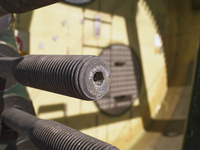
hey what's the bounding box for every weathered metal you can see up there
[2,107,119,150]
[0,55,111,100]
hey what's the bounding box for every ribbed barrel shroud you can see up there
[0,55,111,100]
[2,107,119,150]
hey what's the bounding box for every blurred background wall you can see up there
[13,0,200,149]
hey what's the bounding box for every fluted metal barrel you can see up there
[2,107,119,150]
[0,55,111,100]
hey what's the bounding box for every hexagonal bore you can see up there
[93,72,104,86]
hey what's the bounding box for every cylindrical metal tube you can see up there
[0,0,62,17]
[0,55,111,100]
[2,107,119,150]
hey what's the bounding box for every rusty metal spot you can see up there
[96,44,141,116]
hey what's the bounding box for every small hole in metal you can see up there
[114,95,132,102]
[115,62,125,66]
[93,72,104,86]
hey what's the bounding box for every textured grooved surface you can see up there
[0,0,62,13]
[2,101,118,150]
[97,44,141,115]
[14,55,81,97]
[10,55,110,100]
[30,120,118,150]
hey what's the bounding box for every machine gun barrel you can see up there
[0,55,111,100]
[0,0,62,16]
[2,107,119,150]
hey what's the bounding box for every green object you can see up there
[0,24,19,50]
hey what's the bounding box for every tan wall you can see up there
[15,0,168,149]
